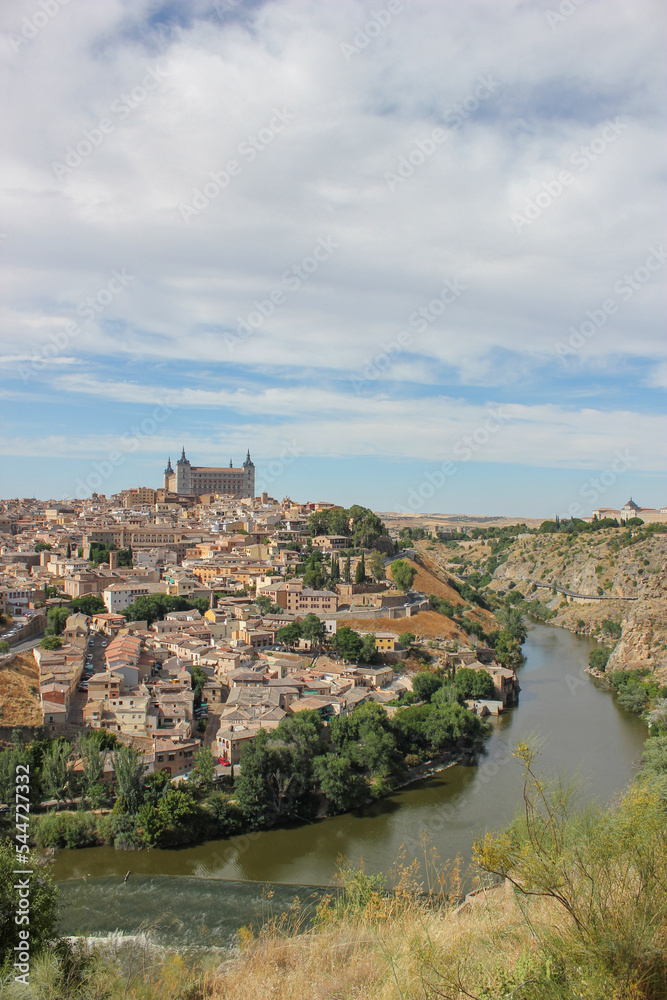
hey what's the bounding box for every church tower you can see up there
[243,449,255,498]
[175,447,192,494]
[163,456,174,491]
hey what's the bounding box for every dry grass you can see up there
[389,557,464,606]
[0,650,42,726]
[204,886,552,1000]
[344,610,466,640]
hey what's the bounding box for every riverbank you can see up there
[30,751,466,856]
[390,750,461,790]
[50,624,647,893]
[33,731,667,1000]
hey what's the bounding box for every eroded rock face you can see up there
[417,532,667,684]
[491,532,667,601]
[605,601,667,683]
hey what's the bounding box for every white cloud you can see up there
[0,0,665,491]
[34,373,667,472]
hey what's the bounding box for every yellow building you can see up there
[373,632,399,651]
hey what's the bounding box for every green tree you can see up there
[453,667,496,700]
[142,768,170,806]
[0,841,59,967]
[329,555,340,584]
[313,755,369,813]
[473,742,667,994]
[136,801,166,847]
[0,733,35,810]
[352,509,386,549]
[398,631,415,648]
[46,607,70,636]
[423,701,489,753]
[330,702,404,779]
[308,507,351,538]
[412,671,442,703]
[39,743,75,806]
[76,732,108,808]
[343,555,351,583]
[234,730,279,828]
[368,550,385,583]
[158,786,197,833]
[255,593,275,615]
[392,701,488,757]
[69,594,106,616]
[494,632,523,669]
[303,551,327,589]
[639,736,667,781]
[601,618,622,639]
[355,552,366,584]
[190,746,216,791]
[360,633,377,664]
[207,790,244,836]
[34,541,52,553]
[496,606,527,644]
[112,744,145,813]
[0,640,9,654]
[39,635,63,650]
[191,664,208,704]
[300,613,326,652]
[236,712,324,827]
[120,593,202,626]
[331,626,363,662]
[277,621,302,648]
[589,647,611,671]
[391,559,417,593]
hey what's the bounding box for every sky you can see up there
[1,0,665,517]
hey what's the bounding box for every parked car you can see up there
[218,757,230,766]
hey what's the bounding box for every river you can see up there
[53,623,647,949]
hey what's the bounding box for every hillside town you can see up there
[0,474,520,783]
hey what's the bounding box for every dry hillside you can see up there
[0,650,42,726]
[415,529,667,677]
[389,555,464,605]
[344,610,467,641]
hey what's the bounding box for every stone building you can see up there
[163,448,255,498]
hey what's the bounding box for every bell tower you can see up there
[243,449,255,498]
[175,447,191,494]
[163,456,174,491]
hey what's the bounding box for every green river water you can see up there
[53,623,647,951]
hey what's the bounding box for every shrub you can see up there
[33,811,99,849]
[110,813,145,850]
[602,618,622,638]
[207,791,244,837]
[588,647,610,671]
[96,813,115,845]
[474,743,667,999]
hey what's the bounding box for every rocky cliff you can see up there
[491,530,667,601]
[416,529,667,678]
